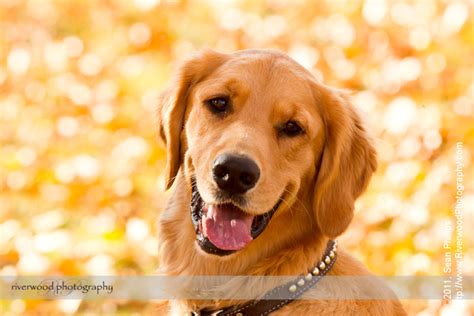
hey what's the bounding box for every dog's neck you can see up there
[157,174,331,312]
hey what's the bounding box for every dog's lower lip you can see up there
[190,182,281,256]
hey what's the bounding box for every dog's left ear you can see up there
[312,85,377,238]
[157,50,227,189]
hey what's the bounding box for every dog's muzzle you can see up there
[190,181,281,256]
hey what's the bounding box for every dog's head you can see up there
[157,49,376,256]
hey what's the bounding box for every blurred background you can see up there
[0,0,473,314]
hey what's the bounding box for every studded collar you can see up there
[192,240,338,316]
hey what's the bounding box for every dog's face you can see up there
[158,49,376,256]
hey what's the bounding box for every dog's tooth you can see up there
[230,219,237,227]
[207,205,215,217]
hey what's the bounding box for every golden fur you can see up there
[156,49,406,315]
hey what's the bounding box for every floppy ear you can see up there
[157,50,227,189]
[312,86,377,238]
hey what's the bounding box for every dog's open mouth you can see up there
[191,183,281,256]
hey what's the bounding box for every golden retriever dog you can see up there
[156,49,406,315]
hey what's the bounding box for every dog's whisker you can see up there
[280,187,314,230]
[276,194,294,217]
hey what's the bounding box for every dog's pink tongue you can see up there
[203,204,253,251]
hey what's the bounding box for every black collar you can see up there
[193,240,337,316]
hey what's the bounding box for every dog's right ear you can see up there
[157,50,227,190]
[311,85,377,238]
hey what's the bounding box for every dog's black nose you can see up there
[212,154,260,195]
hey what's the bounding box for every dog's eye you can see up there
[281,120,304,137]
[206,97,229,113]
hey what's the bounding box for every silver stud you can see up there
[305,273,313,281]
[297,279,305,287]
[289,284,297,292]
[312,267,320,275]
[319,262,326,270]
[325,256,331,264]
[329,250,335,258]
